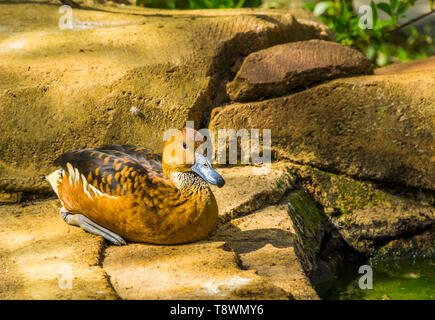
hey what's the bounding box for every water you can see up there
[315,259,435,300]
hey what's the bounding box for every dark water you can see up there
[315,259,435,300]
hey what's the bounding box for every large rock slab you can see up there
[0,200,117,299]
[103,241,290,300]
[375,55,435,75]
[373,225,435,260]
[213,203,319,299]
[210,71,435,190]
[227,40,373,102]
[293,164,435,255]
[0,3,331,194]
[211,163,296,222]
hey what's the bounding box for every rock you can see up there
[213,203,319,299]
[210,71,435,190]
[0,200,117,299]
[0,3,332,194]
[103,200,318,300]
[0,191,22,204]
[287,190,325,277]
[210,163,297,222]
[293,164,435,255]
[104,241,290,300]
[375,55,435,75]
[227,40,373,102]
[373,226,435,260]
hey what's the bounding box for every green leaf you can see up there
[302,2,315,11]
[377,2,392,16]
[370,1,378,24]
[397,1,410,15]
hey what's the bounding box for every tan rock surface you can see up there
[103,241,291,300]
[0,200,117,299]
[213,203,319,299]
[375,55,435,75]
[210,164,296,222]
[210,71,435,190]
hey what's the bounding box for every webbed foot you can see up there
[60,207,127,246]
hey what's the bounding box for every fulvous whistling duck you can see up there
[46,128,225,245]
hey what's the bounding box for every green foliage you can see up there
[304,0,434,67]
[136,0,261,9]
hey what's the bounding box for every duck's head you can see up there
[162,127,225,188]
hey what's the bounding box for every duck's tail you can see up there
[46,169,63,198]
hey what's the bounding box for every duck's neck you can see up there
[170,172,209,194]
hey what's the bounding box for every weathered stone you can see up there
[213,203,319,299]
[287,190,325,276]
[211,163,297,222]
[0,3,331,194]
[373,226,435,260]
[0,200,117,299]
[0,191,22,204]
[104,241,290,299]
[293,164,435,254]
[210,71,435,190]
[227,40,373,101]
[375,55,435,75]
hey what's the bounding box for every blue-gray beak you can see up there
[191,153,225,188]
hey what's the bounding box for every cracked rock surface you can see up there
[0,200,117,300]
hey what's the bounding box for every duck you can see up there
[46,128,225,246]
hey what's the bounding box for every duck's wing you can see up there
[93,145,164,178]
[54,147,172,198]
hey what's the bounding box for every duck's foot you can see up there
[60,207,127,246]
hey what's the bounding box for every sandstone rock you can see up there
[210,71,435,190]
[373,226,435,260]
[213,203,319,299]
[0,3,331,194]
[0,200,117,299]
[227,40,373,102]
[293,164,435,255]
[211,163,296,222]
[375,55,435,75]
[0,191,22,204]
[104,241,291,299]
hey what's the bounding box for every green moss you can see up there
[288,190,322,235]
[335,177,387,215]
[276,177,288,193]
[306,167,393,217]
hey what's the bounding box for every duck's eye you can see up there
[182,142,187,149]
[203,163,208,168]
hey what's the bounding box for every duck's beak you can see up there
[191,153,225,188]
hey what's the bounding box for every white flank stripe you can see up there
[66,163,74,185]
